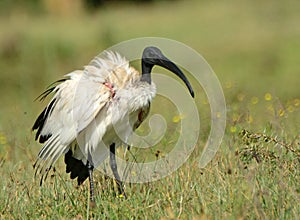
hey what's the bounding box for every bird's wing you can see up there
[33,51,132,183]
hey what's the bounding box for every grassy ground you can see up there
[0,0,299,219]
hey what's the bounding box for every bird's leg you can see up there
[109,143,126,198]
[87,160,96,207]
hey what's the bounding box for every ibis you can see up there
[32,46,194,204]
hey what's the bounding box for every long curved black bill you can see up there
[141,46,194,98]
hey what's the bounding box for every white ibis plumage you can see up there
[32,46,194,204]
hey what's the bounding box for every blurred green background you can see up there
[0,0,299,218]
[1,0,299,127]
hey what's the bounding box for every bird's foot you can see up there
[89,200,96,208]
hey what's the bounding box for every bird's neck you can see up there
[140,73,151,84]
[141,60,153,84]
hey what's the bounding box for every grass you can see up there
[0,0,299,219]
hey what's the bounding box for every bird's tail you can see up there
[33,134,69,185]
[64,148,89,185]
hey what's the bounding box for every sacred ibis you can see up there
[32,46,194,205]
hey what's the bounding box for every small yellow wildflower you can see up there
[172,114,185,123]
[287,105,294,113]
[118,194,124,198]
[294,98,300,107]
[0,133,7,145]
[225,81,233,89]
[251,96,259,105]
[230,126,237,133]
[279,109,285,117]
[264,93,272,101]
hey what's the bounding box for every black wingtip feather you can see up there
[64,150,89,185]
[34,78,68,102]
[33,78,68,143]
[32,98,56,143]
[39,134,52,144]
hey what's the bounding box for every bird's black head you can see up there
[141,46,194,98]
